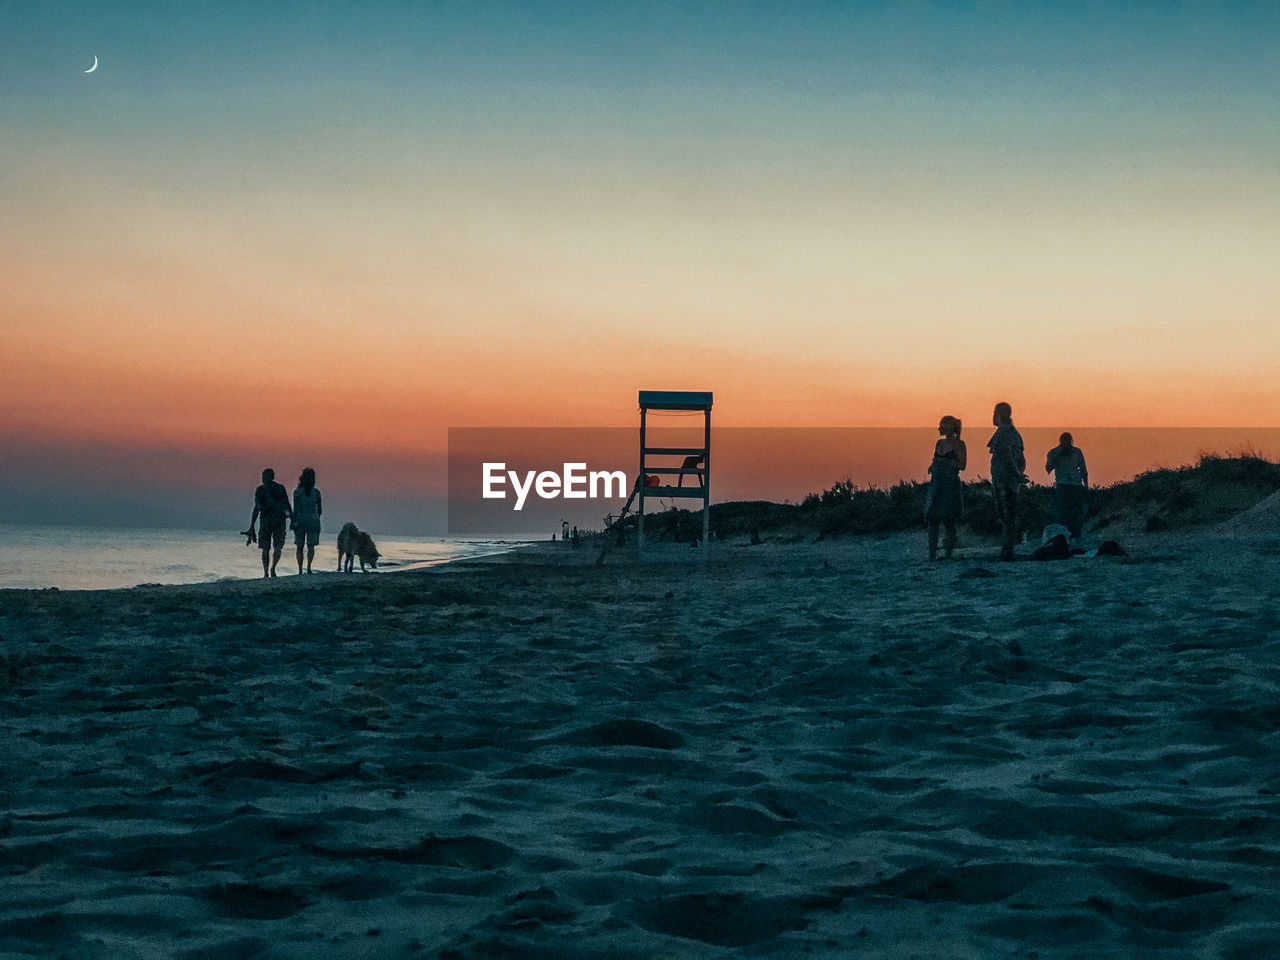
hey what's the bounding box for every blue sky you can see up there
[3,2,1278,530]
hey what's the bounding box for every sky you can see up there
[3,2,1278,532]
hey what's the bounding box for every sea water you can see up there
[0,525,524,591]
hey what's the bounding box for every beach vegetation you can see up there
[1088,454,1280,529]
[597,455,1280,545]
[599,455,1280,545]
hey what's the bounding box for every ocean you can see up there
[0,525,525,591]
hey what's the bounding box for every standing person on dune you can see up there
[1046,432,1089,539]
[248,468,293,579]
[293,467,323,574]
[924,415,966,560]
[988,402,1027,561]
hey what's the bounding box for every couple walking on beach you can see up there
[247,467,323,577]
[925,403,1088,561]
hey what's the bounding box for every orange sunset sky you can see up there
[3,2,1278,531]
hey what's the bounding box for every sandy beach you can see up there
[3,529,1279,958]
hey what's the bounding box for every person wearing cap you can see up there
[1046,432,1089,538]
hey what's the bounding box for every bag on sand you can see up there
[1031,533,1072,561]
[1040,523,1070,545]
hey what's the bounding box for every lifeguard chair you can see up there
[637,390,712,552]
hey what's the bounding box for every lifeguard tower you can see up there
[637,390,712,552]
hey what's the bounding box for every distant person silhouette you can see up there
[987,402,1027,561]
[924,415,966,559]
[562,519,569,543]
[249,468,293,578]
[1046,432,1089,538]
[293,467,323,574]
[571,525,580,548]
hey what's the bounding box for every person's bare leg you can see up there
[927,520,940,560]
[998,490,1017,560]
[306,544,315,573]
[944,521,957,558]
[261,548,270,578]
[271,548,282,577]
[296,544,304,574]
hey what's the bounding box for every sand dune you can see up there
[2,531,1279,957]
[1218,490,1280,540]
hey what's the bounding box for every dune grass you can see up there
[612,455,1280,545]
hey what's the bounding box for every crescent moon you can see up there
[85,56,98,74]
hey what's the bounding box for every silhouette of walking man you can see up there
[249,468,293,578]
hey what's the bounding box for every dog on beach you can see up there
[336,522,380,573]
